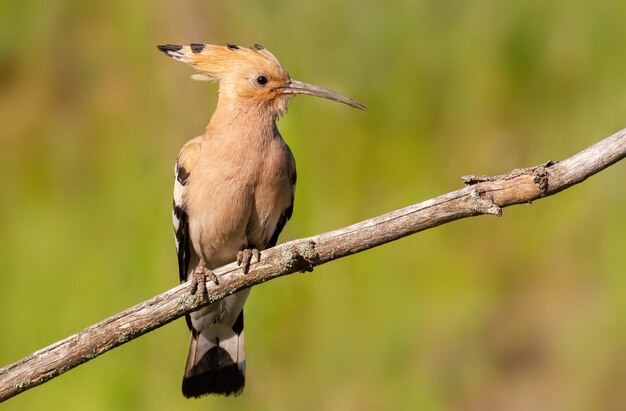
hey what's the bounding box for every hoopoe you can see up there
[158,42,365,398]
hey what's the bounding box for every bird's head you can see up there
[157,43,366,118]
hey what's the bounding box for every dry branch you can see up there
[1,128,625,402]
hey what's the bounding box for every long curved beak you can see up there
[280,79,367,111]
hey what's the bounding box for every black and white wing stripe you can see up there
[172,139,201,284]
[173,157,193,284]
[266,168,296,249]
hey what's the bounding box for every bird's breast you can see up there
[185,133,294,266]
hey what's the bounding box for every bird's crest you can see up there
[158,42,367,112]
[157,43,286,82]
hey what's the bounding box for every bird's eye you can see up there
[255,75,268,86]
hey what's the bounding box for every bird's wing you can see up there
[266,168,296,249]
[173,139,201,283]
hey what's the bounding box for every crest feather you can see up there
[157,43,286,81]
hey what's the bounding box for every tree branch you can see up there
[1,128,625,402]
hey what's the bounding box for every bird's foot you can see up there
[190,264,218,296]
[237,248,260,274]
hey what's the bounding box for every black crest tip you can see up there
[252,43,264,50]
[226,43,240,51]
[190,43,205,53]
[157,44,182,54]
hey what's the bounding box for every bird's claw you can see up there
[190,265,218,297]
[237,248,260,274]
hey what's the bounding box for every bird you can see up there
[158,42,366,398]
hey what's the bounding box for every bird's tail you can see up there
[182,311,246,397]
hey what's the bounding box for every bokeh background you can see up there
[1,1,625,410]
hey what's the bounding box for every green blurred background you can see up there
[1,1,625,410]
